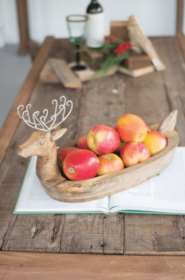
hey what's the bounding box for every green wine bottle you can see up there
[86,0,105,48]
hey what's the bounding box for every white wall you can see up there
[0,0,5,47]
[1,0,19,44]
[1,0,184,45]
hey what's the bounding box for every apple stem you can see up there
[69,167,75,173]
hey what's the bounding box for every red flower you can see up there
[105,35,118,41]
[113,42,131,56]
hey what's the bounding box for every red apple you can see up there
[97,153,124,176]
[77,135,89,149]
[116,114,147,142]
[63,149,100,180]
[87,125,120,155]
[120,142,151,167]
[143,131,167,156]
[57,147,78,165]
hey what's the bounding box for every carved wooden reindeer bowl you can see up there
[16,96,179,203]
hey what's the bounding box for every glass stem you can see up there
[76,45,80,65]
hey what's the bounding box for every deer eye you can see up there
[40,141,44,145]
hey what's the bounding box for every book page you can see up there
[14,156,109,214]
[110,147,185,214]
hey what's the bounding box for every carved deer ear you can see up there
[51,128,67,142]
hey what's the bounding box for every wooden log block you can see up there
[128,16,166,71]
[125,54,152,70]
[40,61,60,83]
[40,60,95,83]
[110,21,129,41]
[48,58,82,89]
[68,61,95,82]
[118,65,155,77]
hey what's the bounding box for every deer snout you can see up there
[16,146,28,158]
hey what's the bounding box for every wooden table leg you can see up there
[176,0,184,34]
[16,0,30,55]
[176,0,185,61]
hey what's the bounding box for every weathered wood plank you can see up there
[124,68,170,125]
[0,36,55,167]
[39,61,60,83]
[77,74,128,137]
[103,214,124,254]
[124,214,185,254]
[1,252,185,280]
[4,215,65,252]
[151,37,185,145]
[48,58,82,89]
[60,214,104,254]
[60,214,124,254]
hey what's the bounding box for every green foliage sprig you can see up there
[78,36,132,79]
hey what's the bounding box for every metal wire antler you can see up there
[17,96,73,132]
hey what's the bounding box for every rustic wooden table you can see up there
[1,36,185,278]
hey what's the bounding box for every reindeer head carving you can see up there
[16,96,73,159]
[17,129,67,158]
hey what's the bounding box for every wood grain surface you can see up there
[1,252,185,279]
[124,54,152,70]
[39,61,60,83]
[110,20,129,41]
[1,37,185,254]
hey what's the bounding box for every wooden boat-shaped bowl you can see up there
[39,111,179,202]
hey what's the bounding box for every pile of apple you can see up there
[57,114,167,181]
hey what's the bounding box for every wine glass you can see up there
[66,15,88,71]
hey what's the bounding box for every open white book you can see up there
[14,147,185,215]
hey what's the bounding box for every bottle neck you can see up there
[87,0,103,14]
